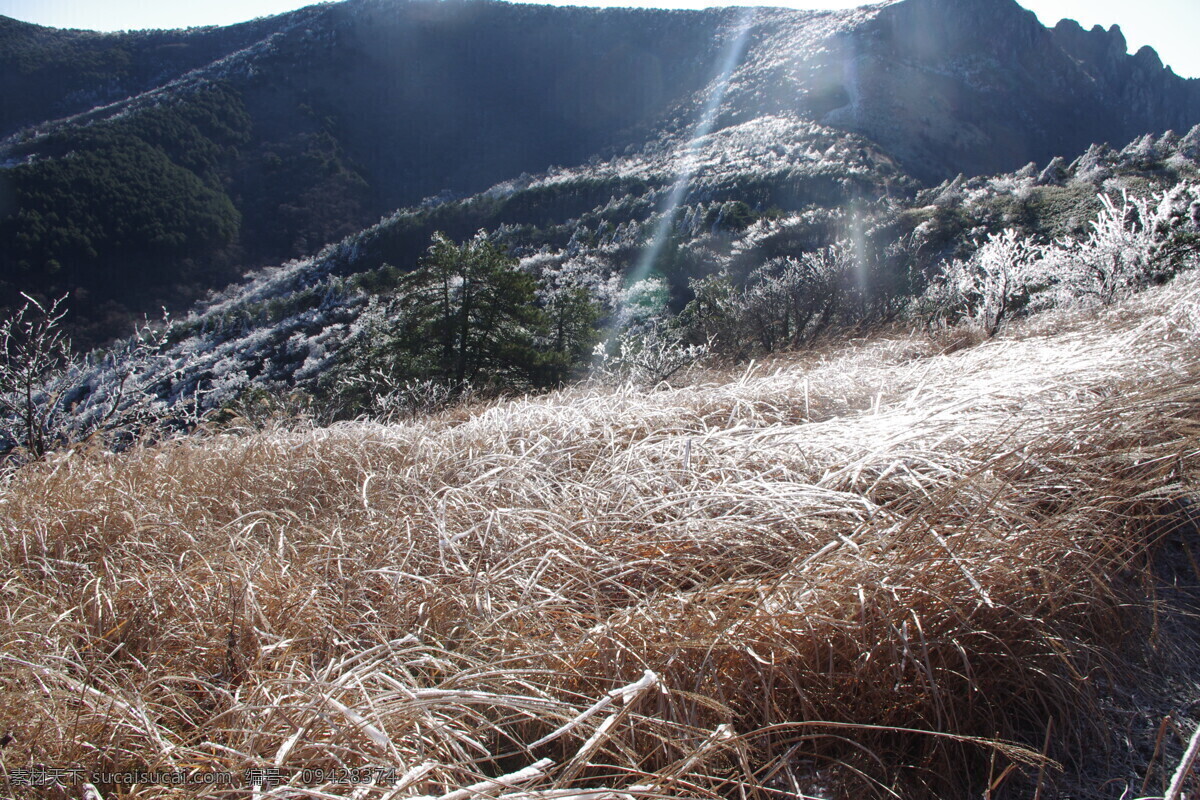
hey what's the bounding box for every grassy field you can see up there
[3,274,1200,798]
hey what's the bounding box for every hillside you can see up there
[0,12,314,140]
[32,123,1185,423]
[5,0,1200,796]
[3,268,1200,798]
[2,0,1199,344]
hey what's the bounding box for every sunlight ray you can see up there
[610,8,758,331]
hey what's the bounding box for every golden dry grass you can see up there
[4,275,1200,798]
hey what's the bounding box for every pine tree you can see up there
[410,230,545,386]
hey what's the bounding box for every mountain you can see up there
[0,11,319,140]
[745,0,1200,181]
[6,4,1200,795]
[1,0,1198,346]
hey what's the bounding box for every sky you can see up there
[0,0,1197,78]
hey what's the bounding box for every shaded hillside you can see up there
[0,11,320,139]
[2,0,1199,345]
[763,0,1200,182]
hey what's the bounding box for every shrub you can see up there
[0,295,188,463]
[591,322,709,386]
[916,182,1200,330]
[926,230,1040,335]
[1046,190,1158,305]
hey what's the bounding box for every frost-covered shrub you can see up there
[202,367,252,409]
[679,271,743,355]
[682,241,901,355]
[916,182,1200,330]
[1035,185,1198,307]
[738,248,849,351]
[1045,190,1157,305]
[615,276,672,329]
[592,323,708,387]
[0,296,190,462]
[337,370,469,422]
[926,230,1040,335]
[1146,182,1200,275]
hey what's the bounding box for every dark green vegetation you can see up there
[335,232,600,413]
[0,73,379,348]
[0,12,306,139]
[0,86,248,345]
[4,0,1200,348]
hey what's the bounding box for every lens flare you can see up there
[611,8,758,330]
[849,200,868,308]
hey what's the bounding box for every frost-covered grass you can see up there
[4,273,1200,799]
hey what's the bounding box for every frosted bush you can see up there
[739,248,849,349]
[920,182,1200,329]
[0,297,189,461]
[1048,190,1156,305]
[935,230,1040,335]
[617,276,671,328]
[592,323,709,387]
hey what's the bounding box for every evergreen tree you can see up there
[413,230,544,386]
[536,286,602,386]
[334,230,605,415]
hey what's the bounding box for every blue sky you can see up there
[1,0,1197,77]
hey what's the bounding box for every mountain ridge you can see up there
[2,0,1199,344]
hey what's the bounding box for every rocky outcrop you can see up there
[789,0,1200,181]
[1053,20,1200,133]
[1037,156,1068,186]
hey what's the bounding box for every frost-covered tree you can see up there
[0,295,74,458]
[933,229,1040,335]
[592,322,708,386]
[532,255,608,384]
[1049,190,1156,305]
[0,295,185,461]
[740,248,848,351]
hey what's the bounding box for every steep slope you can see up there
[2,0,1199,345]
[720,0,1200,182]
[0,10,341,141]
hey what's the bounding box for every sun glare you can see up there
[611,8,758,331]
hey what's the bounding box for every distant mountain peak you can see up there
[757,0,1200,181]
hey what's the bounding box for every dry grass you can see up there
[5,275,1200,799]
